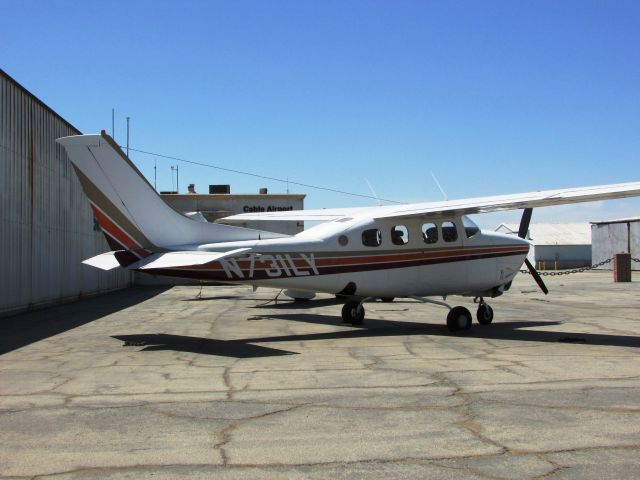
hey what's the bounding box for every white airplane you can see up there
[57,133,640,332]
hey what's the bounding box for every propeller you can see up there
[518,208,549,295]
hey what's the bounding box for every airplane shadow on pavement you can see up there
[112,313,640,358]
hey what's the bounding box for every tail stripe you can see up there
[90,203,151,258]
[72,165,154,249]
[58,133,288,250]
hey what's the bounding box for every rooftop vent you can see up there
[209,184,230,194]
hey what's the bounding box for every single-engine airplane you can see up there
[58,133,640,332]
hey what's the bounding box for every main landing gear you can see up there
[340,296,495,332]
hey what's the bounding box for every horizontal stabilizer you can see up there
[128,248,251,270]
[82,252,122,270]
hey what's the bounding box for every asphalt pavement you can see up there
[1,271,639,479]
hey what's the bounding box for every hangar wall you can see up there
[0,70,131,316]
[591,219,640,270]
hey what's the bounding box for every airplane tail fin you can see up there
[57,133,284,266]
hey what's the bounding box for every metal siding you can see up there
[591,223,638,270]
[1,71,131,316]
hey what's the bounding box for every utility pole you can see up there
[111,108,115,139]
[154,159,157,191]
[126,116,130,158]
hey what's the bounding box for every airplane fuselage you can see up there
[146,215,530,298]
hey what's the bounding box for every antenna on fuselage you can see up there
[365,178,382,206]
[430,171,448,201]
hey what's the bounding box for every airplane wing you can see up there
[219,181,640,224]
[82,248,251,271]
[372,182,640,220]
[220,206,382,222]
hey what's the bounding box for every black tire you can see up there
[446,306,472,332]
[476,303,494,325]
[341,300,365,325]
[380,297,394,303]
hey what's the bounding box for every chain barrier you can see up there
[520,257,614,276]
[633,258,640,263]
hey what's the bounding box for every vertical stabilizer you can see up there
[57,133,285,261]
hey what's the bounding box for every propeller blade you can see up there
[518,208,547,294]
[524,258,549,295]
[518,208,533,239]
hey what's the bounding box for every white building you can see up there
[161,190,305,236]
[495,223,592,270]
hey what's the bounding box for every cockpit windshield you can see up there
[462,215,480,238]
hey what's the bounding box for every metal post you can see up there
[171,165,179,193]
[126,116,130,158]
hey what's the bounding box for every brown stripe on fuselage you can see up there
[181,245,527,271]
[143,245,528,281]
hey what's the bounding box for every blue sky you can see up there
[3,0,639,226]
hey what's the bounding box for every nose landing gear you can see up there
[475,297,494,325]
[341,298,367,325]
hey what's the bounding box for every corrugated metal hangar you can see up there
[0,69,132,316]
[0,69,305,315]
[591,217,640,270]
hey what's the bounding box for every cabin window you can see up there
[391,225,409,245]
[362,228,382,247]
[462,215,480,238]
[442,221,458,242]
[422,223,438,244]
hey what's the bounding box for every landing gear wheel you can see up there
[342,300,365,325]
[476,303,494,325]
[446,306,472,332]
[380,297,394,303]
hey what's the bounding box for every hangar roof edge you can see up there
[0,68,82,135]
[160,193,306,199]
[590,217,640,225]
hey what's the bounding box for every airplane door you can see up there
[443,219,468,292]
